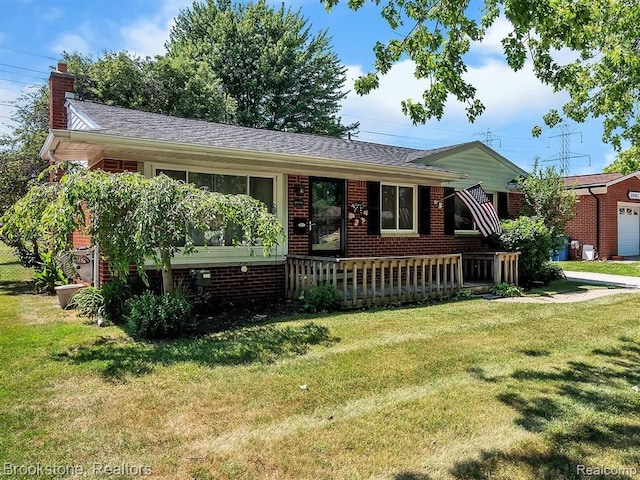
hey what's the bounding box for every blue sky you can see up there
[0,0,618,174]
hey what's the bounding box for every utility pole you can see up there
[543,124,590,175]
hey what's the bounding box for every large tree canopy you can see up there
[0,86,50,215]
[168,0,357,136]
[62,51,237,123]
[325,0,640,148]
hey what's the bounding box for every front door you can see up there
[310,178,345,256]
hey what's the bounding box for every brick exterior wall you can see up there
[146,264,285,302]
[565,176,640,259]
[286,176,513,258]
[345,180,488,256]
[507,192,524,220]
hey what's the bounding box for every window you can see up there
[381,184,415,231]
[454,192,494,232]
[156,169,275,246]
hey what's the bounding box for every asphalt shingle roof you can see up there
[563,173,623,187]
[66,99,463,174]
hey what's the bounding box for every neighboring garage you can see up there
[564,172,640,260]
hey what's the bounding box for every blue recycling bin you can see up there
[550,235,570,261]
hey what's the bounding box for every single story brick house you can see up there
[564,171,640,260]
[43,64,526,306]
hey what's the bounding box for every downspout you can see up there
[48,148,64,181]
[588,187,601,259]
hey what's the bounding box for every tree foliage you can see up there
[61,51,237,123]
[517,160,576,241]
[169,0,357,137]
[325,0,640,148]
[0,86,50,215]
[603,146,640,175]
[0,170,285,294]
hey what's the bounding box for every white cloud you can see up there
[41,7,63,23]
[341,56,562,131]
[52,33,91,55]
[452,59,563,122]
[471,16,513,57]
[120,0,193,57]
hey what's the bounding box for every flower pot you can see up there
[55,284,85,309]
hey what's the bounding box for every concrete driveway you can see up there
[563,270,640,288]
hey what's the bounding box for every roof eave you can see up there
[47,129,467,183]
[413,141,529,177]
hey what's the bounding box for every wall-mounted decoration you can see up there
[348,202,368,226]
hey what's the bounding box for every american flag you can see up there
[455,183,502,237]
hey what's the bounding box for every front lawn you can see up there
[2,256,640,479]
[558,260,640,277]
[525,279,616,296]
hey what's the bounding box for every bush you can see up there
[68,286,104,319]
[538,261,566,284]
[491,282,523,297]
[100,279,132,324]
[299,283,341,313]
[125,291,193,339]
[499,216,552,287]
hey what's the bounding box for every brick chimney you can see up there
[48,62,75,130]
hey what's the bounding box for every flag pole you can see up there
[441,182,483,201]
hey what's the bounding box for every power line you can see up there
[0,62,49,75]
[0,46,57,61]
[0,69,46,81]
[0,77,38,86]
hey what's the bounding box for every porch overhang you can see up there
[41,130,467,185]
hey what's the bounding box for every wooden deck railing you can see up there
[462,252,520,285]
[286,254,463,308]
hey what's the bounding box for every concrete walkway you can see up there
[493,270,640,304]
[563,270,640,288]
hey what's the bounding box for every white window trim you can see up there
[148,163,286,265]
[454,190,498,236]
[380,183,418,235]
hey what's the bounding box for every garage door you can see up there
[618,206,640,256]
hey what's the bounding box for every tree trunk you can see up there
[161,248,174,295]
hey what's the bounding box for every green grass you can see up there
[558,260,640,277]
[2,260,640,479]
[525,279,614,296]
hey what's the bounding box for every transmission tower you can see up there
[543,124,590,175]
[476,128,502,148]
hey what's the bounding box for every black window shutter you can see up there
[444,187,455,235]
[367,181,381,236]
[418,186,431,235]
[498,191,509,219]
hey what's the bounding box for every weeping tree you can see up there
[1,170,285,294]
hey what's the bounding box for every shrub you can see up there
[68,286,104,319]
[538,261,566,284]
[100,279,135,324]
[299,283,341,313]
[33,251,67,294]
[491,282,523,297]
[499,216,552,287]
[125,290,193,339]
